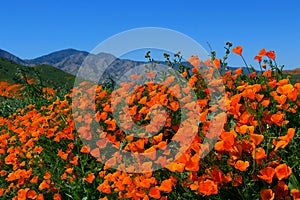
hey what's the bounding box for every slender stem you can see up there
[241,55,251,74]
[259,62,263,74]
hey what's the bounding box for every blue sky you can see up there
[1,0,299,69]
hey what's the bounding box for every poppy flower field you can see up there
[0,44,300,200]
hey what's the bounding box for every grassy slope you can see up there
[0,57,76,89]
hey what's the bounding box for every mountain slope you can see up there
[24,49,90,75]
[0,57,75,89]
[0,49,27,65]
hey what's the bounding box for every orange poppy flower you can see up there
[234,160,249,171]
[274,94,287,105]
[80,145,90,154]
[139,96,147,105]
[134,139,145,150]
[159,179,173,192]
[152,133,163,144]
[83,173,95,183]
[253,147,266,160]
[261,99,270,107]
[258,167,275,184]
[30,176,38,184]
[258,48,267,56]
[43,172,51,180]
[90,148,100,158]
[65,168,73,174]
[97,180,111,194]
[185,154,200,171]
[27,190,37,199]
[36,194,44,200]
[170,101,179,111]
[187,55,201,67]
[165,162,185,173]
[214,131,235,151]
[53,194,62,200]
[232,46,243,55]
[260,189,275,200]
[275,163,292,180]
[275,128,295,151]
[270,112,285,126]
[274,181,289,199]
[254,55,262,63]
[236,125,254,135]
[291,189,300,199]
[198,180,218,195]
[234,68,243,75]
[17,188,29,200]
[190,182,199,190]
[276,84,294,95]
[266,51,276,60]
[213,58,221,68]
[250,134,264,146]
[262,69,271,77]
[105,118,116,131]
[38,180,50,190]
[149,187,161,199]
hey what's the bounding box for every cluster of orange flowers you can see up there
[0,46,299,199]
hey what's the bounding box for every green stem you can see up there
[241,55,251,74]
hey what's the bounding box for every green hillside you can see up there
[0,57,76,89]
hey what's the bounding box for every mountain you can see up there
[0,48,121,77]
[0,49,27,65]
[24,49,90,75]
[0,48,147,83]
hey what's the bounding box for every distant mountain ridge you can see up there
[0,49,27,65]
[1,48,298,84]
[0,48,148,83]
[0,48,120,77]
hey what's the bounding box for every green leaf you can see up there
[288,173,300,190]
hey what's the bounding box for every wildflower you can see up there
[149,187,161,199]
[198,180,218,195]
[234,160,249,171]
[258,48,267,56]
[83,173,95,183]
[27,190,37,199]
[17,188,29,200]
[258,167,275,184]
[254,55,262,63]
[38,180,50,190]
[232,46,243,55]
[159,179,173,192]
[260,189,275,200]
[187,55,201,67]
[291,189,300,199]
[53,194,62,200]
[266,51,276,60]
[275,128,295,151]
[275,163,292,180]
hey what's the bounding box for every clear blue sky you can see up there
[1,0,299,69]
